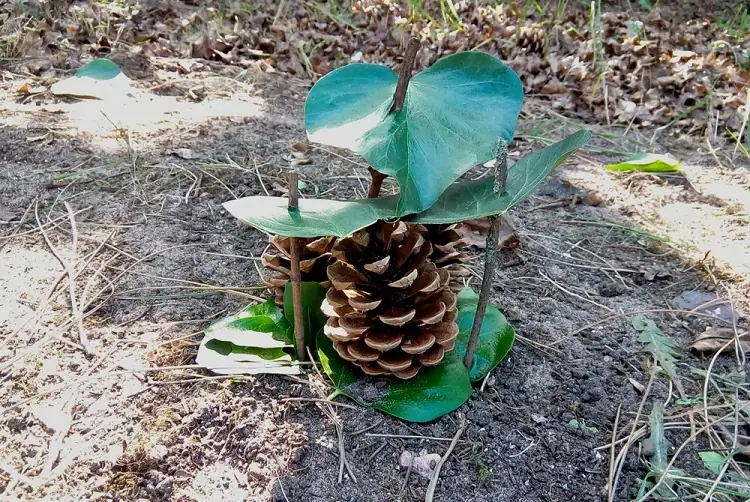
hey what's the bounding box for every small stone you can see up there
[149,444,168,461]
[583,191,604,206]
[155,477,173,495]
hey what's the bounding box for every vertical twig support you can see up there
[367,38,421,198]
[288,171,306,361]
[464,140,508,370]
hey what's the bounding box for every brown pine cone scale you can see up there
[321,221,460,380]
[261,235,335,306]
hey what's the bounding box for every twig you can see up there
[306,348,357,484]
[399,456,414,501]
[425,416,467,502]
[64,202,88,351]
[464,140,507,369]
[391,39,420,113]
[287,172,306,361]
[282,398,358,410]
[364,433,463,442]
[366,441,388,463]
[367,38,419,198]
[607,404,622,502]
[352,419,384,436]
[367,166,387,198]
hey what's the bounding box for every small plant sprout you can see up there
[199,43,591,422]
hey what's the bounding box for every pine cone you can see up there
[321,222,459,380]
[414,224,472,293]
[262,235,335,306]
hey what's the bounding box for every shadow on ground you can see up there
[0,68,748,502]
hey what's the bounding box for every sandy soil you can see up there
[1,55,749,502]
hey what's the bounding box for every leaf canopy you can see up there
[224,131,590,237]
[306,52,524,215]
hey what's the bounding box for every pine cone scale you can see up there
[261,235,335,306]
[321,221,460,380]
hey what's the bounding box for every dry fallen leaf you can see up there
[629,377,645,393]
[456,216,520,250]
[170,148,198,160]
[691,327,750,354]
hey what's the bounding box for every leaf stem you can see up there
[367,39,419,199]
[327,389,343,401]
[464,140,508,370]
[287,171,306,361]
[366,166,387,198]
[391,38,421,113]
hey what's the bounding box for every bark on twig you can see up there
[366,39,419,198]
[287,172,306,361]
[464,140,508,370]
[367,166,387,198]
[425,415,467,502]
[391,38,420,112]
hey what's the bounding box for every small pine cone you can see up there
[261,235,335,306]
[414,224,472,293]
[321,221,459,380]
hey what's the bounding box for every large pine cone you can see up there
[262,236,335,306]
[321,222,459,380]
[414,224,472,293]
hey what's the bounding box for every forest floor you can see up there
[1,1,749,501]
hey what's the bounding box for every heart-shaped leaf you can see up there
[317,330,472,423]
[306,51,524,215]
[197,299,299,375]
[454,288,515,382]
[223,131,590,237]
[283,281,328,350]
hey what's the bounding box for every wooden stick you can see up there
[288,172,306,361]
[366,166,387,198]
[464,140,508,370]
[425,416,467,502]
[391,38,420,113]
[365,39,419,199]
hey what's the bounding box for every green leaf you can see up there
[205,299,293,348]
[410,130,591,224]
[454,287,515,382]
[305,63,397,151]
[306,52,524,215]
[205,339,288,360]
[283,282,328,350]
[644,401,676,499]
[606,153,681,172]
[632,315,681,390]
[223,194,397,238]
[647,401,668,470]
[698,451,728,475]
[317,330,473,423]
[75,59,122,80]
[224,131,591,237]
[197,338,298,375]
[196,299,299,375]
[51,59,130,100]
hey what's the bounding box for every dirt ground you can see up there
[1,9,750,502]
